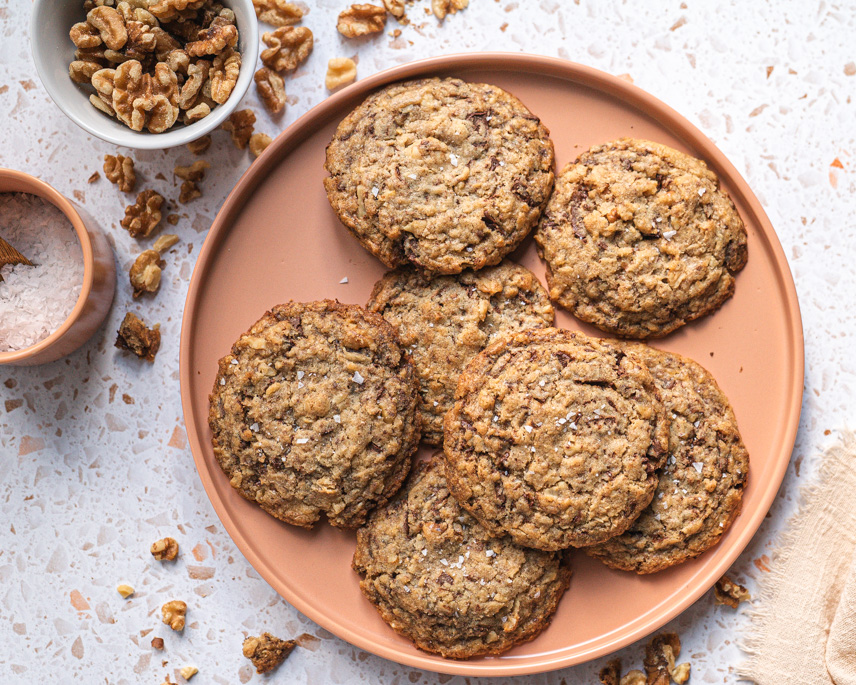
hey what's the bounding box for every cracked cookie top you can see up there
[535,138,747,338]
[208,300,420,529]
[443,328,669,551]
[367,261,554,445]
[586,343,749,574]
[324,77,555,274]
[352,456,572,658]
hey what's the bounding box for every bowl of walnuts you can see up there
[31,0,259,150]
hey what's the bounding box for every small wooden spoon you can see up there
[0,236,33,282]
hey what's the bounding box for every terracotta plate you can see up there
[180,54,803,676]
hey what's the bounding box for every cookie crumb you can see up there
[242,632,297,674]
[115,312,160,362]
[714,574,751,608]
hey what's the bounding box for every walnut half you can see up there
[260,26,313,73]
[337,4,387,38]
[161,599,187,632]
[103,153,136,193]
[325,58,356,90]
[121,189,164,238]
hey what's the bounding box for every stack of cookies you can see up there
[208,77,749,659]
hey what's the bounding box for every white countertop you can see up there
[1,1,854,682]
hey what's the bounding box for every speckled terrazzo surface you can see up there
[1,1,854,682]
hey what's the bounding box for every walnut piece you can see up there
[124,20,156,59]
[209,48,241,103]
[87,171,101,183]
[121,189,164,238]
[70,21,103,48]
[178,59,210,109]
[179,666,198,680]
[175,161,210,203]
[103,154,136,193]
[260,26,313,73]
[643,633,691,685]
[254,67,285,114]
[714,575,751,608]
[431,0,468,20]
[325,57,356,90]
[222,109,255,149]
[153,234,179,253]
[113,60,179,133]
[187,135,211,155]
[87,6,128,51]
[337,4,387,38]
[382,0,405,18]
[151,536,179,560]
[186,23,238,56]
[242,633,296,674]
[253,0,304,27]
[620,672,646,685]
[151,636,165,650]
[116,584,135,598]
[249,133,272,158]
[184,103,211,123]
[161,599,187,631]
[130,249,164,297]
[115,312,161,361]
[69,60,103,84]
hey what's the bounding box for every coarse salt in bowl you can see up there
[29,0,259,150]
[0,169,116,366]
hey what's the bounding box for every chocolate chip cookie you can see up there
[324,77,555,274]
[586,344,749,573]
[367,261,554,445]
[535,138,748,338]
[353,456,572,658]
[208,300,420,529]
[443,328,669,551]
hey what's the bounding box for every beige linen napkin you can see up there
[740,433,856,684]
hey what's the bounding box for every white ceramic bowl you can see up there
[30,0,259,150]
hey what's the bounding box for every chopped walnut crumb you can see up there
[243,633,296,674]
[151,636,165,650]
[325,57,356,90]
[116,583,135,598]
[179,665,198,680]
[714,574,751,608]
[260,26,313,72]
[337,4,387,37]
[175,160,210,204]
[186,135,212,155]
[599,659,621,685]
[167,213,181,225]
[161,599,187,632]
[87,171,101,183]
[121,189,164,238]
[151,536,179,560]
[620,671,646,685]
[255,67,286,114]
[103,153,136,193]
[153,234,179,253]
[253,0,304,26]
[249,133,272,158]
[115,312,161,361]
[431,0,468,20]
[222,109,256,149]
[644,633,691,685]
[382,0,405,19]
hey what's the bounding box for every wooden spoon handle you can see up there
[0,236,32,267]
